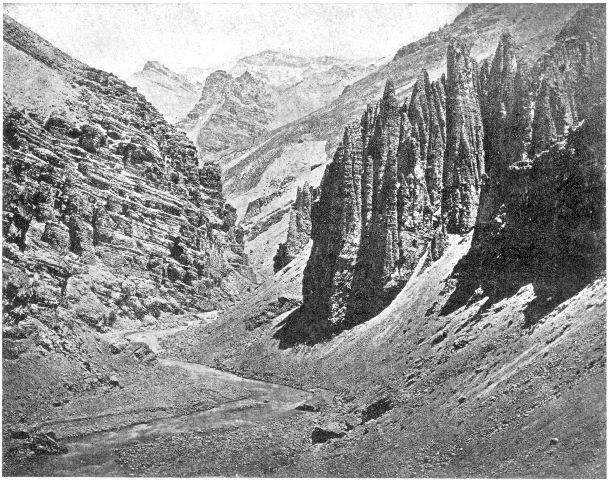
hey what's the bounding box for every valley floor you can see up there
[3,316,319,476]
[3,236,605,477]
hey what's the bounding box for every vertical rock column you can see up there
[477,33,532,232]
[347,81,401,324]
[301,125,363,329]
[273,183,315,272]
[406,70,446,209]
[442,41,485,234]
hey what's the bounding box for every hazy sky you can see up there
[4,3,466,80]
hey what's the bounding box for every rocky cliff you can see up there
[442,41,484,233]
[296,71,449,336]
[176,70,277,165]
[444,4,606,321]
[2,15,253,346]
[220,4,581,282]
[287,4,605,342]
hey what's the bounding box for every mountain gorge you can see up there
[164,3,605,476]
[2,4,606,478]
[3,15,255,472]
[268,3,605,342]
[173,52,379,277]
[223,2,586,281]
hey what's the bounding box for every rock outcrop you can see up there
[442,40,485,234]
[297,74,448,335]
[287,4,605,343]
[443,4,606,322]
[178,52,378,171]
[209,4,583,285]
[273,183,316,272]
[2,16,254,342]
[177,70,276,165]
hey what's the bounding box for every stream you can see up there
[31,311,312,476]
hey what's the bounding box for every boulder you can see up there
[311,422,346,444]
[28,432,68,455]
[41,221,70,253]
[78,124,107,153]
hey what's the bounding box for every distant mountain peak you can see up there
[128,60,201,122]
[143,60,165,71]
[238,50,309,67]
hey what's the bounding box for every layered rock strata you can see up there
[2,16,254,342]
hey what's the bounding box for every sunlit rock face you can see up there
[2,15,255,337]
[441,40,485,235]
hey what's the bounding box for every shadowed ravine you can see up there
[26,315,312,476]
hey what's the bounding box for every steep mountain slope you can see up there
[230,50,381,126]
[127,61,201,123]
[227,3,583,280]
[175,52,378,278]
[167,234,606,477]
[165,5,605,476]
[178,51,379,167]
[176,70,277,165]
[2,14,254,467]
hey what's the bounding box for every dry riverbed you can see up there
[4,312,328,476]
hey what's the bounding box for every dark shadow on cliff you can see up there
[440,248,603,327]
[442,107,606,326]
[273,276,407,348]
[273,307,333,349]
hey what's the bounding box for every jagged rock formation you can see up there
[176,70,276,164]
[442,41,485,234]
[407,70,447,209]
[288,4,605,342]
[273,183,316,272]
[443,4,605,321]
[2,16,254,342]
[211,4,582,284]
[127,61,202,123]
[298,74,448,334]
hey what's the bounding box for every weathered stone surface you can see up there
[442,40,485,234]
[78,124,107,153]
[2,16,254,338]
[302,124,364,334]
[406,70,446,208]
[444,5,606,323]
[294,8,604,343]
[299,77,448,334]
[41,221,70,252]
